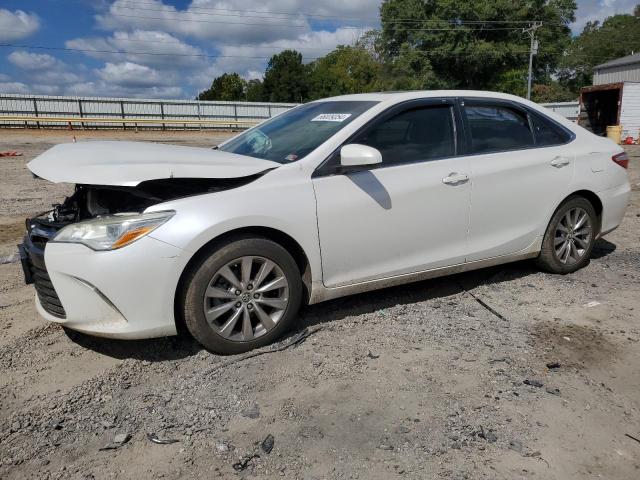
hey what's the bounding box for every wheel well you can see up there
[173,227,312,335]
[566,190,603,223]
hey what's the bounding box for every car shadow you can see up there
[591,238,617,259]
[64,240,619,361]
[298,259,538,328]
[347,170,392,210]
[63,328,202,361]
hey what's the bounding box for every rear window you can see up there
[465,105,534,154]
[530,112,572,146]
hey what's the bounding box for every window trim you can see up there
[460,99,536,155]
[313,98,464,177]
[526,107,576,147]
[459,97,576,156]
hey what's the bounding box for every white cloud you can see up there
[0,9,40,41]
[8,51,60,70]
[7,50,82,86]
[0,81,29,94]
[96,61,176,88]
[30,84,64,95]
[574,0,637,32]
[66,30,206,68]
[94,0,377,43]
[66,81,184,98]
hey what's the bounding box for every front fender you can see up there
[146,170,322,289]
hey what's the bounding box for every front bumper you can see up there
[22,228,185,339]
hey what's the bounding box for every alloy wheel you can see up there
[203,256,289,342]
[553,207,592,265]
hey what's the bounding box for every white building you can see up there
[579,53,640,139]
[593,53,640,85]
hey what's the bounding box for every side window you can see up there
[530,112,571,146]
[464,105,534,154]
[354,105,456,165]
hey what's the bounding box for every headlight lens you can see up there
[53,211,175,251]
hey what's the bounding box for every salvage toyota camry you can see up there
[20,91,630,354]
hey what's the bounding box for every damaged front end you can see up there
[18,175,263,319]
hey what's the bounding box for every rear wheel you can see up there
[536,196,598,274]
[181,237,302,354]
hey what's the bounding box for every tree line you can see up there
[198,1,640,104]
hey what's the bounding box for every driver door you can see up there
[312,99,472,288]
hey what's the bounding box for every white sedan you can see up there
[20,91,630,354]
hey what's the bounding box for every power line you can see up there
[0,0,573,28]
[109,2,565,27]
[105,13,310,28]
[2,42,591,59]
[96,12,548,33]
[64,36,360,51]
[98,0,558,24]
[0,43,325,60]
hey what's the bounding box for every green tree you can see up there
[262,50,310,102]
[308,46,380,99]
[374,43,442,90]
[197,73,246,101]
[379,0,576,91]
[245,79,265,102]
[559,12,640,92]
[531,82,576,102]
[493,68,528,97]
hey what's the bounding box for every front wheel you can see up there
[181,237,303,354]
[536,196,598,274]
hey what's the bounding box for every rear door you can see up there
[461,99,575,261]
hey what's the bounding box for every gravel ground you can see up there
[1,129,639,480]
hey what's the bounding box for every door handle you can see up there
[550,156,571,168]
[442,172,469,185]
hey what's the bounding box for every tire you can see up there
[181,236,302,354]
[536,196,599,274]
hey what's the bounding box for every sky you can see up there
[0,0,637,99]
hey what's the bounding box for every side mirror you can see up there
[340,144,382,168]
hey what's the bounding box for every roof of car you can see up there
[311,90,578,131]
[316,90,531,104]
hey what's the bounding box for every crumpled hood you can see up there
[27,141,280,186]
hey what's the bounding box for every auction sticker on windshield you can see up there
[311,113,352,122]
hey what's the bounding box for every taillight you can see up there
[612,152,629,169]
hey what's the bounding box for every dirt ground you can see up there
[1,129,639,480]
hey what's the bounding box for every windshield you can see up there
[218,100,378,163]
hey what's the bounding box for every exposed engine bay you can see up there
[36,175,263,225]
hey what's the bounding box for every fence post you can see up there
[120,100,126,130]
[233,104,238,129]
[160,103,165,131]
[78,99,85,130]
[32,98,40,129]
[197,102,202,131]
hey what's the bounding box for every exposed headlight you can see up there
[52,211,175,251]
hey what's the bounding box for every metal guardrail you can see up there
[0,95,580,130]
[0,115,259,130]
[0,94,297,130]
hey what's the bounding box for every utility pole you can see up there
[523,22,542,100]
